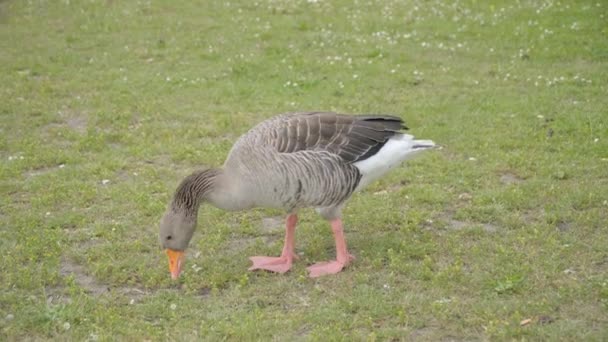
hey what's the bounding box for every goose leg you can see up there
[249,214,298,273]
[307,218,355,278]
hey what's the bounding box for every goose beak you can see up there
[165,249,185,279]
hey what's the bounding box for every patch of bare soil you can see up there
[499,172,524,185]
[59,258,110,296]
[260,216,284,233]
[55,257,150,302]
[65,116,87,134]
[223,215,287,253]
[43,110,88,135]
[556,221,572,232]
[409,326,438,340]
[446,219,498,233]
[226,236,272,252]
[429,212,499,234]
[373,180,408,196]
[25,164,65,178]
[522,209,545,224]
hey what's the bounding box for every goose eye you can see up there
[166,235,172,240]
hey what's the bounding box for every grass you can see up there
[1,0,607,340]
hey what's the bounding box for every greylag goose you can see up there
[160,112,435,278]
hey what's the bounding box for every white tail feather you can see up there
[353,134,435,191]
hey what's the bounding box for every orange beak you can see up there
[165,249,185,280]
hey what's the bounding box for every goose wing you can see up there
[268,112,407,163]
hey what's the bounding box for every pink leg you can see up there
[249,214,298,273]
[307,218,355,278]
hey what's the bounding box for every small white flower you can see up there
[63,322,71,330]
[101,179,110,185]
[170,303,177,310]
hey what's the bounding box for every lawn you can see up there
[1,0,607,340]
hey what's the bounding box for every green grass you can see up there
[1,0,607,340]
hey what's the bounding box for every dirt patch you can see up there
[44,110,88,135]
[65,116,87,134]
[409,326,437,340]
[373,180,408,195]
[447,219,468,230]
[260,216,284,233]
[226,236,272,252]
[445,218,498,233]
[499,172,524,185]
[480,222,498,233]
[224,215,283,252]
[522,210,544,224]
[60,257,109,296]
[58,257,149,301]
[556,221,572,232]
[25,164,65,178]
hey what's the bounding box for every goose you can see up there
[160,112,435,278]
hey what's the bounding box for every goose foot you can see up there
[306,254,355,278]
[249,214,299,274]
[249,255,296,273]
[306,218,355,277]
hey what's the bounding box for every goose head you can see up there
[159,168,221,279]
[159,209,196,279]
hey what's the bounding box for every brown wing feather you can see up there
[271,112,408,163]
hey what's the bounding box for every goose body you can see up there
[160,112,435,278]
